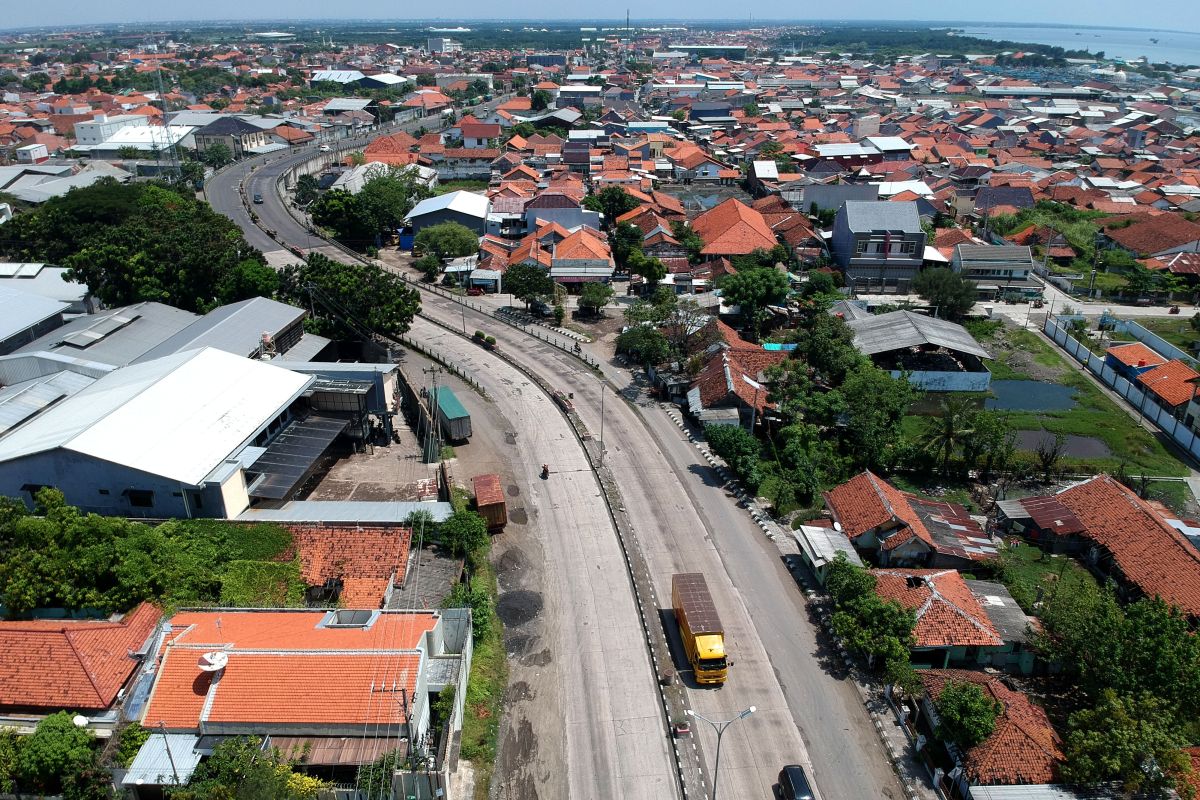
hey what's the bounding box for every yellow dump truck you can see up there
[671,573,727,685]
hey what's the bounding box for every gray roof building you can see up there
[847,310,990,360]
[16,302,199,367]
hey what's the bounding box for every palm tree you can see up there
[917,396,977,475]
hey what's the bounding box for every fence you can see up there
[1100,315,1199,367]
[1043,316,1200,463]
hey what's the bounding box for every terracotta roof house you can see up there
[135,606,472,786]
[686,335,786,426]
[691,198,778,258]
[1136,358,1200,412]
[824,471,998,568]
[1103,341,1167,380]
[996,474,1200,618]
[913,669,1064,793]
[0,602,160,718]
[284,525,413,608]
[873,569,1035,673]
[364,130,419,164]
[1103,213,1200,258]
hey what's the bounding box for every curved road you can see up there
[208,134,906,800]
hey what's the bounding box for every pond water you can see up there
[1015,430,1112,459]
[985,380,1077,412]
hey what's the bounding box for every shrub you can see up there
[473,330,485,340]
[485,335,496,345]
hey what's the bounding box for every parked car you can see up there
[778,765,815,800]
[467,287,484,296]
[253,193,264,204]
[319,144,331,152]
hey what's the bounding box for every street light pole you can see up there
[687,706,756,800]
[599,377,606,466]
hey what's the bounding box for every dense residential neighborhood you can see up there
[0,15,1199,800]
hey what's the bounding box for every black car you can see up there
[778,765,815,800]
[253,193,264,204]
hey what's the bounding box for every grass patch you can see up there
[889,474,980,512]
[1141,480,1195,516]
[218,559,305,607]
[441,445,456,460]
[1124,317,1200,353]
[435,179,489,195]
[452,544,508,800]
[993,543,1096,615]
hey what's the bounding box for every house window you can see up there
[125,489,154,508]
[324,609,375,628]
[856,239,868,255]
[900,241,917,255]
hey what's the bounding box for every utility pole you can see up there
[158,721,181,785]
[599,377,606,466]
[423,367,444,463]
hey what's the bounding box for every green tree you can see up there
[628,248,667,290]
[356,749,406,798]
[116,145,140,160]
[416,253,442,282]
[16,712,95,793]
[616,325,671,366]
[912,267,977,320]
[440,510,489,558]
[294,173,319,206]
[719,267,790,340]
[277,252,421,341]
[609,221,644,267]
[579,282,615,316]
[115,722,150,768]
[742,102,760,117]
[530,89,553,111]
[583,186,640,228]
[414,221,479,261]
[177,160,205,189]
[670,220,705,263]
[1061,691,1194,798]
[358,168,435,234]
[1,180,269,313]
[825,555,915,673]
[935,680,1001,750]
[200,142,233,168]
[961,410,1015,481]
[840,367,919,472]
[174,735,324,800]
[0,728,19,793]
[503,263,554,309]
[705,423,763,489]
[917,395,977,475]
[1123,262,1162,297]
[311,189,372,244]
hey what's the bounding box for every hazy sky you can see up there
[5,1,1199,33]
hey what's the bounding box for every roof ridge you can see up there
[927,575,1002,643]
[63,629,106,707]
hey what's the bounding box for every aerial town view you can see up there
[1,2,1200,799]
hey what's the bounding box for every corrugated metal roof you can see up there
[841,200,922,233]
[0,348,313,485]
[0,370,95,435]
[17,302,199,367]
[122,733,202,786]
[133,298,305,364]
[0,285,67,341]
[236,500,454,524]
[847,310,991,359]
[408,190,490,221]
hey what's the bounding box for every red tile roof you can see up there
[473,473,504,507]
[143,610,438,730]
[284,525,412,609]
[0,602,160,712]
[691,198,778,256]
[1105,342,1166,369]
[873,569,1002,648]
[1136,359,1200,407]
[824,471,931,547]
[1055,475,1200,617]
[920,669,1063,785]
[1104,213,1200,256]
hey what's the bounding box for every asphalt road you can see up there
[414,293,905,800]
[408,316,677,800]
[207,124,903,799]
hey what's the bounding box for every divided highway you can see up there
[208,140,906,799]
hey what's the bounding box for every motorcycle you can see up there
[541,464,550,480]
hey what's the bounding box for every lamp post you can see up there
[687,706,756,800]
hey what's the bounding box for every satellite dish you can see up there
[72,714,88,728]
[197,651,229,672]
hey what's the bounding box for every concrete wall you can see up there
[0,450,228,518]
[893,369,992,392]
[410,208,487,235]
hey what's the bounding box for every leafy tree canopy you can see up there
[0,179,273,313]
[414,221,479,261]
[503,263,554,309]
[912,267,977,320]
[935,681,1001,750]
[718,267,790,340]
[278,253,420,342]
[582,186,640,228]
[579,282,615,315]
[616,325,671,367]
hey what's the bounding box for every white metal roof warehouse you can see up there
[0,347,315,518]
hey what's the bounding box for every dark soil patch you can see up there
[496,589,543,627]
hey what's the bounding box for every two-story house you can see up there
[193,116,271,159]
[830,201,926,289]
[950,244,1041,300]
